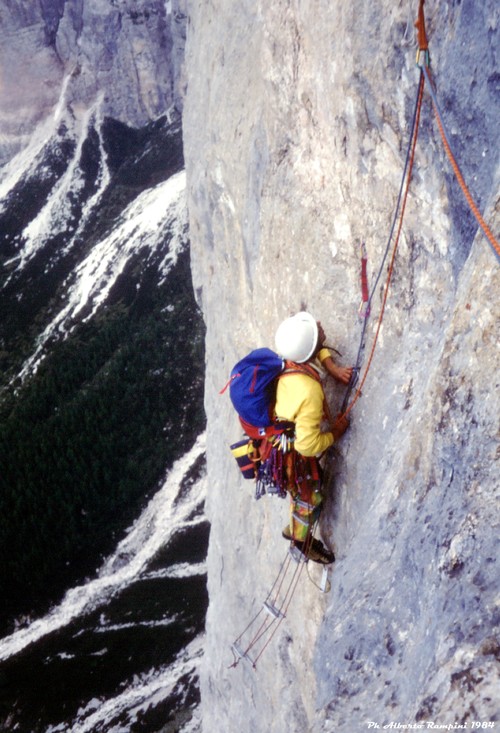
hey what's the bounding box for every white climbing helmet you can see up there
[275,311,319,363]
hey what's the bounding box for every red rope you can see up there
[422,65,500,260]
[342,71,425,419]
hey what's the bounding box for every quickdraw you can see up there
[358,242,370,320]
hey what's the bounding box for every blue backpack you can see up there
[221,348,284,429]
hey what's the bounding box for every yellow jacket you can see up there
[274,349,333,457]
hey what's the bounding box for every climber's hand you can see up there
[332,365,353,385]
[321,356,354,385]
[331,414,349,441]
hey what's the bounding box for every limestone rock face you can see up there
[0,0,184,166]
[183,1,499,730]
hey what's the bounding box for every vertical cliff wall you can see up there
[183,1,499,730]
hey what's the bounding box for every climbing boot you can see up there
[305,538,335,564]
[283,525,335,564]
[296,537,335,564]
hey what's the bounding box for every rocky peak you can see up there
[0,0,185,167]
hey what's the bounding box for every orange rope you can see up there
[342,72,425,419]
[422,65,500,260]
[342,3,498,421]
[415,0,428,51]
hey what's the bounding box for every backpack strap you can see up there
[278,360,334,426]
[219,372,240,394]
[280,360,322,383]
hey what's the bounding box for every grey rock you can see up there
[183,0,500,730]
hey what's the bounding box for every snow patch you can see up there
[0,433,206,663]
[16,170,187,381]
[6,98,107,274]
[143,560,208,581]
[46,635,204,733]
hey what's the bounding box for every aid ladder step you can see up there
[263,600,285,619]
[320,565,331,593]
[289,544,308,564]
[231,643,255,666]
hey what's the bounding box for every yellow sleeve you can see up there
[317,348,331,363]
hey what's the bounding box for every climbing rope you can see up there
[341,0,499,417]
[416,0,498,260]
[421,63,500,262]
[341,69,426,417]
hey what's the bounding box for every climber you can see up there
[273,311,352,563]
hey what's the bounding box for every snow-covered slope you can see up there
[0,434,206,664]
[0,436,208,732]
[0,4,207,731]
[16,169,187,380]
[0,107,185,384]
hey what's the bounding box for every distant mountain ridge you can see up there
[0,0,187,166]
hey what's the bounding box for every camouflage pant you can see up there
[285,452,323,541]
